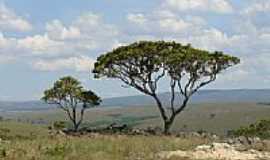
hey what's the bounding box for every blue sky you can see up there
[0,0,270,101]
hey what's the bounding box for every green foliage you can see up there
[93,41,240,133]
[44,143,71,157]
[52,121,68,130]
[42,76,101,107]
[0,128,10,140]
[42,76,101,131]
[230,120,270,138]
[93,41,240,83]
[0,121,210,160]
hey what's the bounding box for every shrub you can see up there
[52,121,68,130]
[229,119,270,139]
[44,143,71,156]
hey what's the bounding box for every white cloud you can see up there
[1,0,270,84]
[0,12,121,72]
[242,1,270,15]
[159,18,191,32]
[0,32,14,49]
[72,12,119,38]
[164,0,233,14]
[217,52,270,88]
[0,32,21,57]
[32,56,95,72]
[4,12,119,58]
[46,20,81,40]
[17,34,66,56]
[124,2,270,88]
[182,28,232,51]
[73,13,100,28]
[0,3,32,32]
[127,13,147,25]
[42,12,119,56]
[126,10,206,36]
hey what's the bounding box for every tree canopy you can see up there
[42,76,101,131]
[93,41,240,133]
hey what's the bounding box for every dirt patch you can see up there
[159,143,270,160]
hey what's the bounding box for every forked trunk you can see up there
[164,116,175,134]
[73,121,79,132]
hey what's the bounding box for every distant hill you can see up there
[1,89,270,112]
[101,89,270,107]
[0,101,53,112]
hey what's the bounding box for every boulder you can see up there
[158,142,270,160]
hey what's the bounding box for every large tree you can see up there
[93,41,240,134]
[42,76,101,131]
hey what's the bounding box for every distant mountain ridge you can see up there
[102,89,270,107]
[1,89,270,112]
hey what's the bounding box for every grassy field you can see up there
[2,102,270,135]
[1,103,270,159]
[0,121,211,160]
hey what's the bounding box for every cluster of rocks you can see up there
[56,123,165,136]
[223,136,270,153]
[54,123,225,138]
[226,136,261,146]
[86,126,164,136]
[159,142,270,160]
[176,131,220,140]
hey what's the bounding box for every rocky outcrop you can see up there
[159,143,270,160]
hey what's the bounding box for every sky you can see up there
[0,0,270,101]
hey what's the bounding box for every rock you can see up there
[212,143,232,150]
[191,132,201,137]
[158,142,270,160]
[212,134,219,140]
[248,137,261,144]
[227,138,235,145]
[238,136,250,145]
[234,143,248,152]
[195,144,211,151]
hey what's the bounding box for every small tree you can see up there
[42,76,101,131]
[93,41,240,134]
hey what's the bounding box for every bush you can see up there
[229,119,270,139]
[44,143,71,156]
[52,121,68,130]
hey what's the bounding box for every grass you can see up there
[1,103,270,159]
[0,135,210,160]
[4,102,270,135]
[0,122,210,160]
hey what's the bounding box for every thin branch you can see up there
[170,79,176,114]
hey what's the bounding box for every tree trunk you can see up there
[72,108,78,132]
[73,120,78,132]
[164,116,175,134]
[74,123,80,132]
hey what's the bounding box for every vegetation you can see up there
[42,76,101,131]
[0,121,210,160]
[51,121,68,130]
[5,102,270,135]
[1,104,270,159]
[93,41,240,133]
[229,119,270,139]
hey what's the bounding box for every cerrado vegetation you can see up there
[93,41,240,134]
[42,76,101,131]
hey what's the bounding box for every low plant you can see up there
[229,119,270,138]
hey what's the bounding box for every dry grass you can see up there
[5,102,270,135]
[0,122,210,160]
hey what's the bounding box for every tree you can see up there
[42,76,101,131]
[93,41,240,134]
